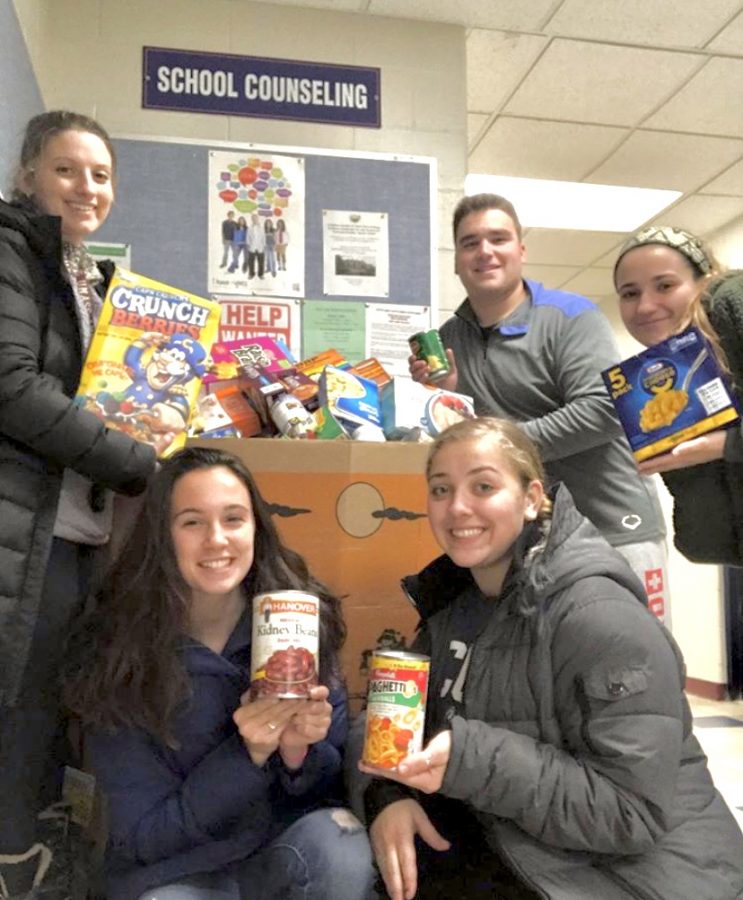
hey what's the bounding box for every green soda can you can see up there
[409,329,450,381]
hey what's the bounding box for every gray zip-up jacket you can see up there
[363,486,743,900]
[440,280,664,546]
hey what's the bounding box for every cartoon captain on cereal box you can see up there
[76,268,221,457]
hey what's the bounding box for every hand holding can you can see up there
[408,330,450,382]
[361,651,429,770]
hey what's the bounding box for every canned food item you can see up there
[268,393,316,438]
[251,591,320,698]
[362,651,430,770]
[409,330,450,382]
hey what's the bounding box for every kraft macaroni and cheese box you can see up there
[602,327,740,462]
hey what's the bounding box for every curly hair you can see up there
[64,446,346,745]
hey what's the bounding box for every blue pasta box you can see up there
[602,326,740,462]
[318,365,381,429]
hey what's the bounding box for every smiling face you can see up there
[170,466,256,608]
[614,244,703,347]
[454,208,526,321]
[147,345,190,390]
[426,436,543,597]
[22,129,114,245]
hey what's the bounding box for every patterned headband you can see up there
[614,225,712,278]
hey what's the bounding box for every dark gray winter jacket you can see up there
[366,486,743,900]
[0,199,156,706]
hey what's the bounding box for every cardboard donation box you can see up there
[190,438,439,711]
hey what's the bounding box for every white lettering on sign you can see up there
[156,66,239,98]
[243,74,368,109]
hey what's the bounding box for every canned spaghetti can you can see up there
[251,591,319,698]
[362,651,430,770]
[409,330,450,381]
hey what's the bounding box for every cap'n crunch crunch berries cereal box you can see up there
[76,268,221,458]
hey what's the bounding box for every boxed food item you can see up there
[76,268,220,457]
[349,357,393,388]
[319,365,382,429]
[192,384,263,438]
[296,348,347,380]
[312,405,350,440]
[381,378,475,439]
[204,336,295,385]
[602,326,740,462]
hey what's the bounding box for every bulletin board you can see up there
[95,135,436,363]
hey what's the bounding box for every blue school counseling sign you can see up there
[143,47,381,128]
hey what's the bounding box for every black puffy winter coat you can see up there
[663,271,743,565]
[0,199,156,706]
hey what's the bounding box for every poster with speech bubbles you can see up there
[209,150,305,298]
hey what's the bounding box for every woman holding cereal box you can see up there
[614,226,743,565]
[0,110,160,896]
[356,417,743,900]
[64,446,373,900]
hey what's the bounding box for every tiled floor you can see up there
[688,694,743,831]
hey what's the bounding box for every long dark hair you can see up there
[64,446,346,744]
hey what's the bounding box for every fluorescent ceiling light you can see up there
[465,174,681,232]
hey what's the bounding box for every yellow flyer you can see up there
[76,268,221,458]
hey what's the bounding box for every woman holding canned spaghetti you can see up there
[0,110,160,896]
[356,417,743,900]
[613,226,743,566]
[64,447,373,900]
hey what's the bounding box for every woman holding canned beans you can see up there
[64,446,373,900]
[613,226,743,566]
[355,417,743,900]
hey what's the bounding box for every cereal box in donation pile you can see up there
[602,326,740,462]
[202,336,295,385]
[76,268,221,458]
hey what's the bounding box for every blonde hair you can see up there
[426,417,553,522]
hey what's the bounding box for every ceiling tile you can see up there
[368,0,559,30]
[545,0,742,49]
[586,130,743,191]
[702,158,743,196]
[469,116,628,180]
[504,39,701,127]
[649,194,743,235]
[706,7,743,52]
[645,58,743,137]
[466,29,548,114]
[593,247,625,269]
[559,267,617,299]
[243,0,366,9]
[523,228,625,266]
[523,264,582,289]
[467,113,489,146]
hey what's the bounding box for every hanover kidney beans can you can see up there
[408,330,450,381]
[251,591,320,698]
[362,651,430,770]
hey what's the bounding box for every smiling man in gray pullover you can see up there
[411,193,668,619]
